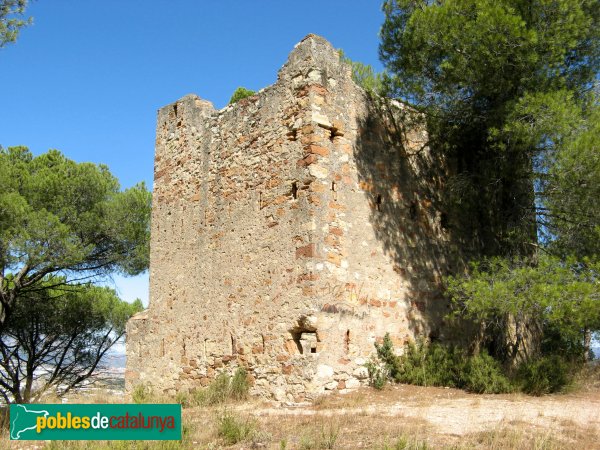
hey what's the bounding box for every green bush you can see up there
[217,412,257,445]
[187,367,250,406]
[374,333,400,380]
[228,87,256,104]
[372,334,513,394]
[229,367,250,401]
[516,355,574,395]
[206,372,231,404]
[365,357,388,390]
[461,351,513,394]
[371,333,587,395]
[393,340,464,388]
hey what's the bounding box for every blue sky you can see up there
[1,1,386,306]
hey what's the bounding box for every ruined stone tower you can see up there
[126,35,470,401]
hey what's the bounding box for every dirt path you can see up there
[202,384,598,448]
[250,384,600,436]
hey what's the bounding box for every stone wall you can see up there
[126,35,470,401]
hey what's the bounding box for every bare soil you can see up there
[3,382,600,449]
[218,384,600,449]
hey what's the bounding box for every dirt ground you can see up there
[255,383,600,435]
[166,382,600,449]
[3,382,600,449]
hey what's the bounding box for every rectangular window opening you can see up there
[291,330,317,355]
[287,129,298,141]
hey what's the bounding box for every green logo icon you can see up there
[10,404,181,440]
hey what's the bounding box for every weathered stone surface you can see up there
[126,34,476,400]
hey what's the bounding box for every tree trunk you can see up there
[583,328,592,362]
[500,313,542,370]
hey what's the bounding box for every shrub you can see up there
[516,355,574,395]
[206,372,231,404]
[393,340,463,388]
[131,384,153,404]
[174,391,189,407]
[375,333,400,379]
[372,334,513,394]
[217,412,256,445]
[365,357,388,390]
[462,351,513,394]
[230,367,250,400]
[229,87,256,104]
[187,367,250,406]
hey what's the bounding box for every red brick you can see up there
[297,154,317,167]
[329,227,343,236]
[296,244,317,258]
[306,144,329,157]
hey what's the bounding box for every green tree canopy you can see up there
[380,0,600,256]
[544,102,600,258]
[380,0,599,117]
[0,147,151,329]
[447,256,600,361]
[0,0,31,48]
[228,87,256,105]
[380,0,600,364]
[338,49,385,95]
[0,279,143,403]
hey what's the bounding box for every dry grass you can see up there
[2,381,600,449]
[572,362,600,393]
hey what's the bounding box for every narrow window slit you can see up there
[230,334,237,355]
[376,194,383,211]
[344,330,350,354]
[291,182,298,200]
[331,181,336,192]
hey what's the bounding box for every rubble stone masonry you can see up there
[126,35,472,401]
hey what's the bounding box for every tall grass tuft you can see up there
[217,411,257,445]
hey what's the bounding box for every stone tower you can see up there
[126,35,468,401]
